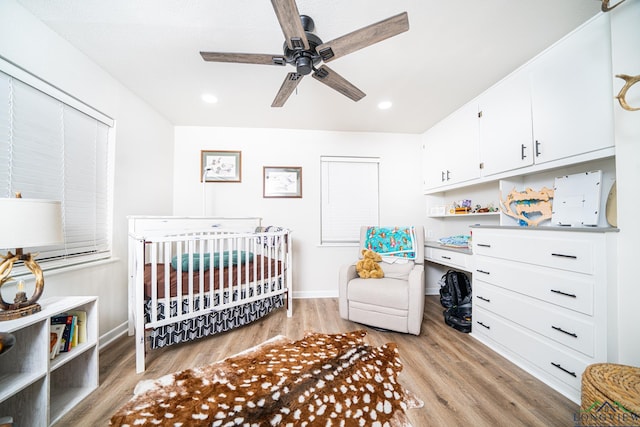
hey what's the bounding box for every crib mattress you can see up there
[144,255,282,299]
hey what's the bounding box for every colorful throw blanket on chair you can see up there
[364,226,417,259]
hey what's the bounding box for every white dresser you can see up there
[471,226,617,403]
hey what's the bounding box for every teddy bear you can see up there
[356,249,384,279]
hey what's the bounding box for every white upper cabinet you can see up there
[423,13,615,193]
[529,13,614,164]
[422,101,480,191]
[478,71,534,177]
[422,123,446,192]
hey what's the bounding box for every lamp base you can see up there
[0,303,41,321]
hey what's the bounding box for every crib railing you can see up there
[129,228,292,372]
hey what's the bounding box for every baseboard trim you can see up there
[293,290,338,299]
[99,321,128,351]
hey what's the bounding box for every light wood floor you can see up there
[57,296,579,426]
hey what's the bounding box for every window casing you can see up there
[0,58,113,268]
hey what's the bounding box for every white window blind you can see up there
[320,156,379,244]
[0,63,112,265]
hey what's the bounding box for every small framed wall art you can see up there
[263,166,302,198]
[201,150,242,182]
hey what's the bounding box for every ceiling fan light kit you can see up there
[200,0,409,107]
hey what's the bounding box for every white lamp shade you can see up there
[0,198,64,249]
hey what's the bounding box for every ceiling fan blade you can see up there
[200,52,287,66]
[272,72,304,107]
[312,65,365,102]
[316,12,409,63]
[271,0,309,50]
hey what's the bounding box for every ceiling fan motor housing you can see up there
[283,15,323,75]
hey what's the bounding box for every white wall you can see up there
[0,1,175,341]
[610,1,640,366]
[173,126,424,297]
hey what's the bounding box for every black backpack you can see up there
[439,270,472,333]
[439,270,472,309]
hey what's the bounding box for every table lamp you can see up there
[0,194,63,321]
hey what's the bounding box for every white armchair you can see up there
[338,226,425,335]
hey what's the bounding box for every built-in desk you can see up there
[424,241,473,272]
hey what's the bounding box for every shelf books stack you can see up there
[49,310,87,360]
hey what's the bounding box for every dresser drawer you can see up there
[426,247,471,271]
[474,256,594,315]
[472,229,595,274]
[473,307,589,391]
[473,282,595,357]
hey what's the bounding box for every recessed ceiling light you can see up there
[201,93,218,104]
[377,101,392,110]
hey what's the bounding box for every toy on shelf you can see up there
[471,202,498,214]
[449,199,472,214]
[500,187,554,227]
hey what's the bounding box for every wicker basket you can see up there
[581,363,640,426]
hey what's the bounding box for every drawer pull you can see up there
[477,243,491,248]
[441,255,452,260]
[550,289,577,298]
[551,253,578,259]
[551,362,577,378]
[552,325,578,338]
[477,296,491,303]
[476,269,490,275]
[476,321,490,330]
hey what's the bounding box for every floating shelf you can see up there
[428,211,500,218]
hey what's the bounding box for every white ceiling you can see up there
[16,0,601,134]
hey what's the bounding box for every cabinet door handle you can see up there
[477,243,491,248]
[477,296,490,303]
[441,171,445,182]
[476,269,490,275]
[521,144,527,160]
[551,362,577,378]
[551,325,578,338]
[441,255,451,260]
[551,253,578,259]
[550,289,577,298]
[476,321,490,330]
[535,140,541,157]
[446,170,451,181]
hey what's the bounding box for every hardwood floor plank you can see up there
[56,296,578,426]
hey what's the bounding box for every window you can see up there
[320,156,379,244]
[0,58,113,267]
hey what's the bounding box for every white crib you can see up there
[127,216,292,373]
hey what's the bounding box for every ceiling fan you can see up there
[200,0,409,107]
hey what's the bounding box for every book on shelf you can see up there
[50,314,74,353]
[49,324,66,359]
[69,315,78,349]
[67,310,87,344]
